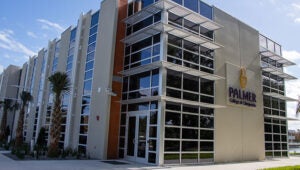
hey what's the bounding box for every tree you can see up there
[47,72,70,157]
[15,91,33,147]
[0,99,17,142]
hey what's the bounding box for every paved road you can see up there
[0,151,300,170]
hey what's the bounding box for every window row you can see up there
[122,69,159,100]
[165,140,213,152]
[265,142,288,151]
[265,134,287,142]
[261,57,284,69]
[264,123,287,134]
[168,12,213,39]
[124,44,160,70]
[126,12,161,36]
[167,70,214,94]
[263,96,286,111]
[164,153,213,164]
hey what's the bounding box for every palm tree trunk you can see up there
[0,108,8,142]
[15,105,25,147]
[48,94,62,157]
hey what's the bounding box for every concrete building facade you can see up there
[0,0,297,166]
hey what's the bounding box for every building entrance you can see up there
[125,113,149,164]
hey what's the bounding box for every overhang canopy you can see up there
[120,61,225,81]
[263,92,298,101]
[124,0,222,31]
[260,50,295,67]
[123,22,223,50]
[261,62,296,80]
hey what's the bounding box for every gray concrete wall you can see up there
[213,7,265,162]
[87,0,119,159]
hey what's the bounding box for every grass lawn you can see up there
[260,165,300,170]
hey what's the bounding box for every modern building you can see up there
[0,65,22,138]
[0,0,297,165]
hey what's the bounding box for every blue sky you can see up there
[1,0,300,128]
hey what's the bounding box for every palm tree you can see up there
[48,72,70,157]
[0,99,17,142]
[15,91,33,147]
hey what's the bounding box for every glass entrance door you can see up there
[126,113,148,163]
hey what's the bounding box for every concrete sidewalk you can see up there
[0,151,299,170]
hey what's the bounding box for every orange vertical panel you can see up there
[107,0,127,159]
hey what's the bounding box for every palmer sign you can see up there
[228,67,256,108]
[228,87,256,107]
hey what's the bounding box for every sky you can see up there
[0,0,300,129]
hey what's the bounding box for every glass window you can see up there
[154,12,161,22]
[182,141,198,151]
[184,0,198,12]
[183,74,199,92]
[88,34,97,44]
[151,69,159,87]
[131,48,151,63]
[91,11,99,27]
[200,130,214,140]
[168,45,182,59]
[168,12,183,26]
[153,44,160,56]
[182,129,198,139]
[80,125,88,134]
[90,25,98,36]
[165,127,180,138]
[166,102,181,111]
[167,70,182,88]
[200,116,214,128]
[128,102,149,111]
[165,112,181,126]
[85,61,94,71]
[184,50,199,64]
[168,34,182,47]
[200,1,212,19]
[201,78,214,95]
[83,80,92,95]
[142,0,154,8]
[129,71,151,90]
[86,51,95,62]
[184,20,199,34]
[82,96,91,105]
[200,107,214,116]
[165,140,180,151]
[84,70,93,80]
[87,42,96,53]
[182,114,198,127]
[132,37,152,52]
[167,88,181,99]
[200,142,213,151]
[81,105,90,115]
[79,135,87,144]
[184,40,199,53]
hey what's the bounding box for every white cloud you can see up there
[27,31,38,39]
[282,50,300,62]
[0,29,35,56]
[37,19,64,33]
[294,18,300,23]
[292,3,300,10]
